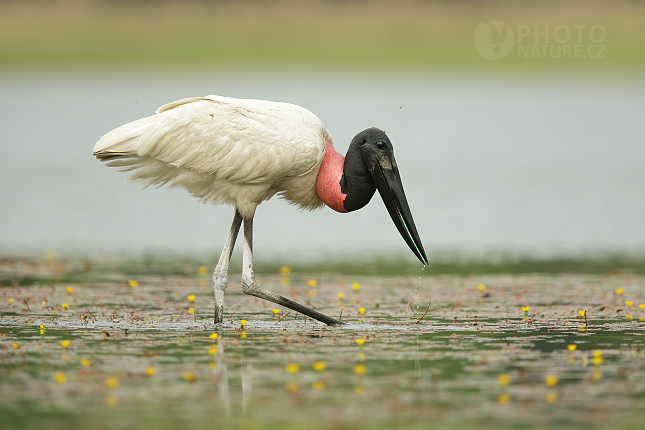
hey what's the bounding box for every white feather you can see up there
[94,95,335,219]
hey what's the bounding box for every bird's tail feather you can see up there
[93,114,157,160]
[93,113,174,190]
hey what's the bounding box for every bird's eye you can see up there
[376,141,385,149]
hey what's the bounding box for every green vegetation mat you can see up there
[1,256,644,429]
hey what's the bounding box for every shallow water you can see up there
[1,70,644,260]
[1,258,644,429]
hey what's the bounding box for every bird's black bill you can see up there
[371,155,428,266]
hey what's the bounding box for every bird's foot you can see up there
[241,278,344,326]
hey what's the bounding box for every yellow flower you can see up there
[60,340,71,348]
[12,343,19,349]
[187,308,195,315]
[272,309,280,314]
[240,331,247,338]
[567,344,577,352]
[357,352,365,361]
[625,314,633,321]
[53,373,66,384]
[62,355,70,361]
[308,279,318,287]
[40,324,44,329]
[62,303,69,310]
[358,307,366,315]
[105,396,119,407]
[285,382,298,392]
[616,287,624,295]
[208,347,217,355]
[9,298,14,304]
[354,364,367,375]
[209,333,218,340]
[352,282,361,291]
[639,303,645,311]
[521,306,530,313]
[312,361,326,371]
[625,301,633,307]
[337,292,345,299]
[356,338,365,346]
[42,301,47,306]
[208,362,216,369]
[105,377,119,389]
[128,279,139,288]
[187,294,196,302]
[279,266,291,276]
[184,372,196,382]
[477,284,487,292]
[544,375,558,387]
[145,367,156,376]
[80,359,91,367]
[546,393,558,403]
[285,363,300,374]
[66,286,74,294]
[497,394,511,404]
[313,381,326,390]
[592,356,603,366]
[592,370,602,381]
[240,320,247,327]
[197,266,208,275]
[593,350,602,357]
[308,290,317,297]
[578,310,586,317]
[497,374,512,386]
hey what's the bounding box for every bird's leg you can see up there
[240,215,344,327]
[213,210,243,324]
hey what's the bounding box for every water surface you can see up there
[1,70,643,261]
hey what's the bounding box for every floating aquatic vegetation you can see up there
[497,374,512,386]
[0,259,644,430]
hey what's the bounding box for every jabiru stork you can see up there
[93,95,427,326]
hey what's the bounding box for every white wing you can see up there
[94,95,328,184]
[94,96,333,216]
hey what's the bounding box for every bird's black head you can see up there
[340,128,388,212]
[348,127,394,173]
[341,127,428,265]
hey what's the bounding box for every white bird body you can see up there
[94,95,334,219]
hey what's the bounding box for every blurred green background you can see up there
[1,0,643,70]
